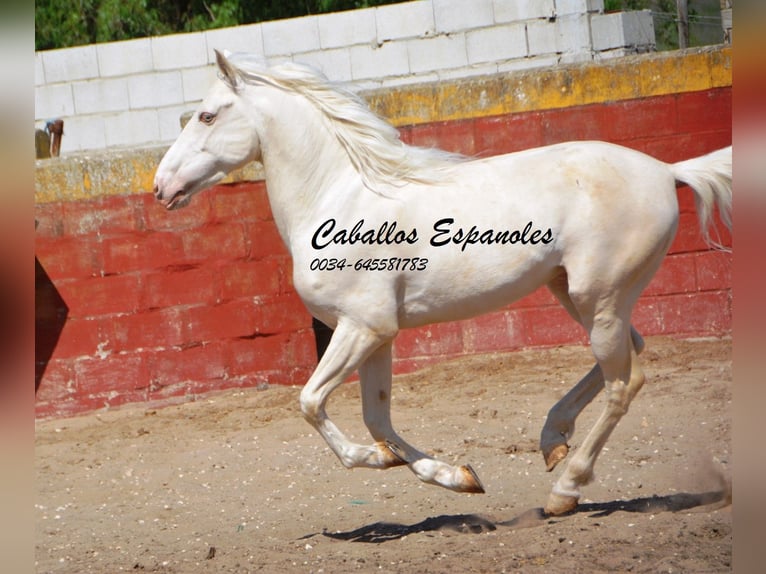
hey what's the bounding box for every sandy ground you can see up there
[35,336,731,573]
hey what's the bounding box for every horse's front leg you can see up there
[299,319,404,469]
[359,342,485,494]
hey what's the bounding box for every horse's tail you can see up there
[669,146,732,250]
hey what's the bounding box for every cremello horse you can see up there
[154,51,732,516]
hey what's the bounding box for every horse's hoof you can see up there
[459,464,486,494]
[544,491,578,516]
[543,443,569,472]
[379,441,408,467]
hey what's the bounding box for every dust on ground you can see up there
[36,336,732,573]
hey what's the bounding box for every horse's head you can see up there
[153,50,261,209]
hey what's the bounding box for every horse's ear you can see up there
[215,49,240,90]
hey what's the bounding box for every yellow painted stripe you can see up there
[34,146,264,204]
[35,46,731,204]
[366,46,731,126]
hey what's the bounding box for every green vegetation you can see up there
[35,0,407,50]
[36,0,724,52]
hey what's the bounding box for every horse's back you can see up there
[457,140,678,251]
[487,141,680,298]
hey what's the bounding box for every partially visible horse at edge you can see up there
[153,50,732,516]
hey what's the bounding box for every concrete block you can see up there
[592,10,654,51]
[555,13,592,53]
[493,0,555,22]
[151,32,208,71]
[128,72,184,110]
[558,51,593,65]
[293,48,353,83]
[204,24,265,62]
[61,115,107,153]
[73,78,130,115]
[97,38,153,77]
[35,84,75,120]
[181,66,217,102]
[318,8,376,49]
[466,22,527,64]
[375,1,435,41]
[554,0,603,15]
[41,45,99,84]
[622,10,655,48]
[265,55,294,69]
[407,33,468,74]
[158,104,195,142]
[591,13,621,50]
[379,71,439,89]
[105,110,160,148]
[527,19,558,55]
[498,53,560,73]
[350,41,409,81]
[438,62,499,81]
[434,0,494,33]
[35,53,45,86]
[354,78,386,92]
[595,47,632,61]
[262,15,320,57]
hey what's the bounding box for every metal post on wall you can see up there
[35,129,51,159]
[35,119,64,159]
[676,0,689,49]
[48,119,64,157]
[720,0,732,44]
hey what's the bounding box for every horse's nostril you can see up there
[153,184,161,199]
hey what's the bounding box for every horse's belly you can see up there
[396,251,558,328]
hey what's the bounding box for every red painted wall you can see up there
[34,88,732,419]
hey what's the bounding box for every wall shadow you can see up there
[35,257,68,392]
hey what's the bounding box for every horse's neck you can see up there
[256,90,361,245]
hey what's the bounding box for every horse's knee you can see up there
[299,387,320,424]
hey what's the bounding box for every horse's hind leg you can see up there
[540,269,645,471]
[359,342,485,493]
[544,295,646,516]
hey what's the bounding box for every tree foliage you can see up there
[36,0,724,52]
[35,0,406,51]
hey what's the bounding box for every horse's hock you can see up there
[34,46,732,420]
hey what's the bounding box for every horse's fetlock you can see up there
[338,455,356,469]
[566,459,595,485]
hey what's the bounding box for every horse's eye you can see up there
[199,112,217,125]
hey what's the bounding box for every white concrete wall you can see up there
[35,0,655,154]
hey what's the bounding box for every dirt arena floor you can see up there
[35,336,732,573]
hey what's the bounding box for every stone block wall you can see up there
[35,0,659,154]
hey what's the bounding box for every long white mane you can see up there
[226,53,464,190]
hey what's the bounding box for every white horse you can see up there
[154,51,732,516]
